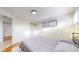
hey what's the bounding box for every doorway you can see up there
[3,16,12,42]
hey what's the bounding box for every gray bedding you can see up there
[20,36,58,52]
[20,36,79,52]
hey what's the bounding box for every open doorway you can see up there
[3,16,12,42]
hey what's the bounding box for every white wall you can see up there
[0,9,37,43]
[37,14,74,41]
[0,8,78,43]
[0,16,3,42]
[12,17,31,43]
[73,8,79,33]
[73,8,79,24]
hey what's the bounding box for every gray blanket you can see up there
[20,36,79,52]
[20,36,58,52]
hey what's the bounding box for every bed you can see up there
[20,36,79,52]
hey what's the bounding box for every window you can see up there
[49,20,57,27]
[42,20,57,28]
[42,22,50,27]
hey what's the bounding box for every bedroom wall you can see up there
[0,8,78,43]
[37,14,75,41]
[73,23,79,33]
[73,8,79,33]
[0,16,3,42]
[12,17,32,43]
[0,9,35,43]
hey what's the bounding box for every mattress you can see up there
[20,36,79,52]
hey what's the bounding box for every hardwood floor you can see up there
[0,40,21,52]
[3,36,12,41]
[0,35,21,52]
